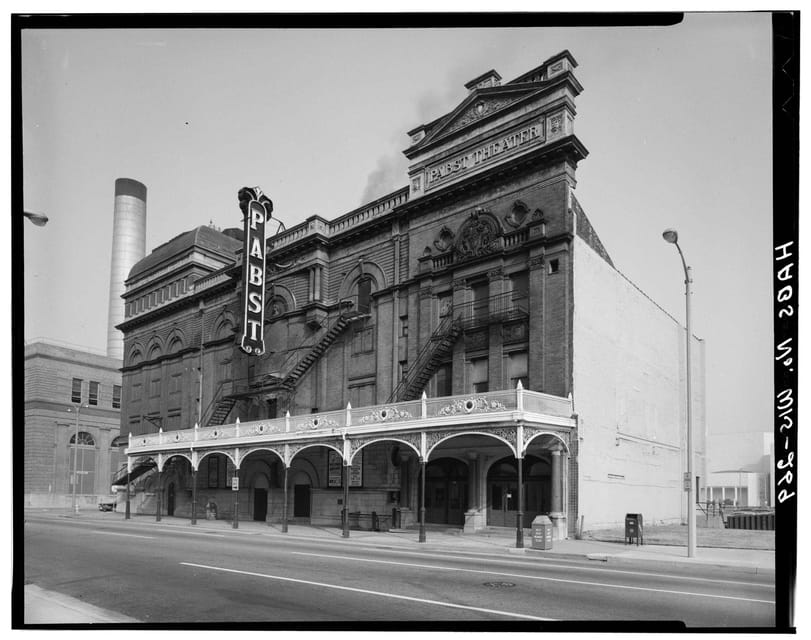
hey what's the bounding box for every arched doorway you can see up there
[487,454,550,527]
[424,457,468,526]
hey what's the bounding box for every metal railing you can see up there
[388,312,461,402]
[456,291,528,329]
[128,387,575,451]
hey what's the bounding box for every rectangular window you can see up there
[471,358,488,393]
[399,360,408,383]
[510,271,529,297]
[349,383,376,408]
[169,373,182,394]
[166,413,181,430]
[112,385,122,409]
[131,383,142,401]
[353,326,375,354]
[400,317,409,337]
[71,378,82,403]
[437,292,452,318]
[508,352,528,389]
[88,381,99,406]
[357,276,372,313]
[150,378,161,398]
[434,363,453,397]
[472,281,489,322]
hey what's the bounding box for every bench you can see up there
[346,511,390,532]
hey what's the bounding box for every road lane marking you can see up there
[323,548,774,589]
[291,552,774,605]
[90,530,155,540]
[180,561,555,621]
[155,529,226,538]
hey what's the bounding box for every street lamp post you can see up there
[68,404,86,515]
[662,228,696,558]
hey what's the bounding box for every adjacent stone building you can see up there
[117,51,706,538]
[24,341,123,507]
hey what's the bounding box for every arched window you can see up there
[70,431,95,446]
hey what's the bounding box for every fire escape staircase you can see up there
[279,310,363,391]
[388,313,463,403]
[203,305,368,426]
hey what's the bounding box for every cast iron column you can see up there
[551,448,562,514]
[155,470,162,522]
[282,465,289,533]
[419,458,426,543]
[342,463,350,538]
[191,468,197,525]
[125,469,131,520]
[516,455,524,548]
[233,469,239,529]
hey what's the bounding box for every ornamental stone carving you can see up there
[437,395,507,416]
[294,416,339,431]
[455,209,501,259]
[242,421,285,436]
[549,114,563,138]
[425,430,451,453]
[433,226,455,253]
[359,406,414,424]
[452,278,467,292]
[504,200,530,228]
[447,97,514,135]
[419,286,434,300]
[465,330,488,350]
[503,321,528,344]
[528,256,545,271]
[486,426,519,451]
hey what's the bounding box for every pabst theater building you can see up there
[116,51,706,543]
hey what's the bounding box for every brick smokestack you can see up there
[106,178,147,360]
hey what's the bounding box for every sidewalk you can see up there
[22,508,775,625]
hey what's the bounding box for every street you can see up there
[21,512,775,628]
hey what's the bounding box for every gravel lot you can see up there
[584,523,775,550]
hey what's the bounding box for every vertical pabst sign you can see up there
[237,186,273,356]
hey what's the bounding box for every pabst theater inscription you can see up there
[424,119,544,191]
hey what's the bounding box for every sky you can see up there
[20,13,776,457]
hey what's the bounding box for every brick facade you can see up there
[24,342,122,507]
[117,50,705,533]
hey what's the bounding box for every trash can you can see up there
[531,515,554,550]
[625,513,643,545]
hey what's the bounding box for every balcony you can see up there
[457,291,528,330]
[126,386,574,454]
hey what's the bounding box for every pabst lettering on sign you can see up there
[237,186,273,356]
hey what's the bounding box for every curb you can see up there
[583,552,775,576]
[24,585,140,624]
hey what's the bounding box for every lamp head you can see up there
[662,228,679,244]
[24,211,49,226]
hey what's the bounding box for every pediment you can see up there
[416,86,540,150]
